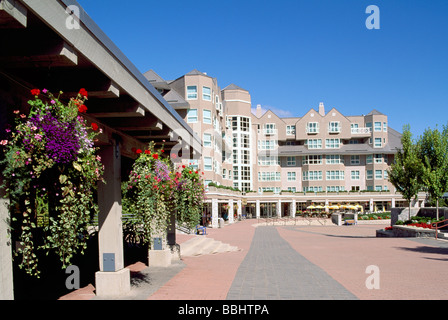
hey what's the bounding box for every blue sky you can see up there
[77,0,448,138]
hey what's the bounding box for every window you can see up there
[374,138,382,148]
[375,185,382,191]
[351,170,360,180]
[328,121,341,133]
[187,86,197,99]
[327,186,345,192]
[204,157,212,171]
[286,125,296,135]
[240,150,250,164]
[383,122,387,132]
[374,122,382,132]
[325,138,340,149]
[287,187,296,192]
[350,155,360,165]
[202,86,211,101]
[307,122,319,134]
[287,172,296,181]
[258,172,281,181]
[189,159,199,170]
[240,117,250,132]
[258,140,277,150]
[263,123,276,135]
[258,156,280,166]
[384,170,389,180]
[326,155,343,164]
[203,109,212,124]
[240,134,250,148]
[306,139,322,149]
[222,169,226,179]
[326,170,345,180]
[302,171,323,181]
[303,155,322,165]
[203,133,212,147]
[366,154,373,164]
[287,157,296,166]
[241,166,251,181]
[375,170,383,180]
[374,154,383,163]
[367,170,373,180]
[187,109,198,123]
[303,186,323,192]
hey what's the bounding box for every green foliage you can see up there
[0,89,103,277]
[388,125,423,209]
[122,143,205,247]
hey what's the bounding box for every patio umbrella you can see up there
[329,205,339,210]
[307,205,316,209]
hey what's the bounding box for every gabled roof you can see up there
[223,83,248,92]
[186,69,207,76]
[367,109,385,116]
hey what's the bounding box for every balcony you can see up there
[351,127,372,135]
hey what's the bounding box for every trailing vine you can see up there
[0,88,104,277]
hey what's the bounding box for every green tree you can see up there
[388,125,423,221]
[417,124,448,219]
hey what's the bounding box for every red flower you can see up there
[91,123,99,131]
[160,149,164,153]
[144,150,151,155]
[79,88,88,98]
[152,154,159,160]
[30,89,40,96]
[78,104,88,113]
[182,165,186,169]
[136,149,142,154]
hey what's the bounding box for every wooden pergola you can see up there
[0,0,201,299]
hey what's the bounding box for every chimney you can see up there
[256,104,262,118]
[318,102,325,116]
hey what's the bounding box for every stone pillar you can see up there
[256,200,260,219]
[212,198,218,228]
[0,195,14,300]
[95,143,130,298]
[369,199,374,212]
[291,200,296,218]
[391,198,396,208]
[228,200,234,224]
[237,199,242,220]
[277,199,282,217]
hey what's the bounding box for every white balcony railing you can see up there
[351,127,372,134]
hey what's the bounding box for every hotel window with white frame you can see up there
[328,121,341,133]
[350,155,360,165]
[383,122,387,132]
[374,138,382,148]
[202,86,211,101]
[263,123,276,135]
[367,170,373,180]
[287,187,296,192]
[302,170,323,181]
[306,139,322,149]
[203,109,212,124]
[287,172,296,181]
[307,122,319,134]
[325,138,340,149]
[326,155,343,164]
[384,170,389,180]
[351,170,360,180]
[286,125,296,135]
[375,170,382,180]
[374,154,383,163]
[326,170,344,181]
[258,156,279,166]
[187,109,198,123]
[374,122,382,132]
[187,86,197,100]
[258,140,277,150]
[375,185,382,191]
[303,155,322,165]
[204,157,212,171]
[203,133,212,147]
[287,156,296,166]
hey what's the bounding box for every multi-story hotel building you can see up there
[145,69,424,225]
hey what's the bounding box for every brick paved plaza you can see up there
[61,219,448,300]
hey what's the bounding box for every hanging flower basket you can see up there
[0,88,104,277]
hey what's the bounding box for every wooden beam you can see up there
[0,41,77,68]
[87,98,145,118]
[0,0,27,28]
[99,116,163,132]
[64,81,120,99]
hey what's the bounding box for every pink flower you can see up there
[0,140,7,145]
[50,100,56,105]
[42,88,48,93]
